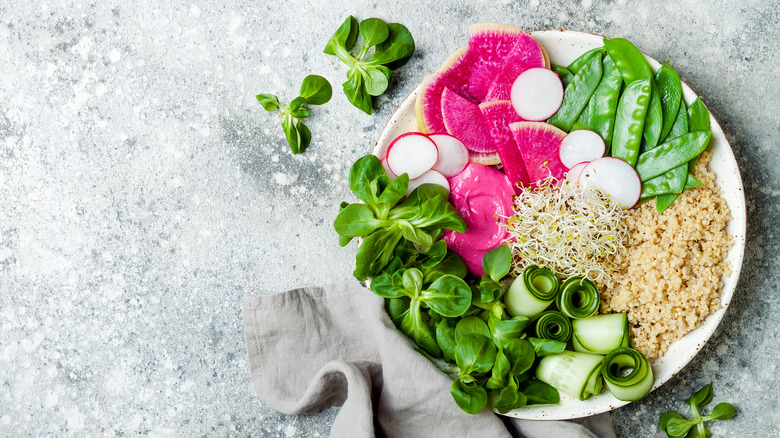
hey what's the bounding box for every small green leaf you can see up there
[482,244,512,282]
[296,120,311,154]
[659,411,686,437]
[343,70,373,115]
[256,93,280,111]
[665,417,699,437]
[333,203,381,238]
[454,333,497,376]
[324,15,359,57]
[289,104,310,119]
[704,402,735,421]
[369,22,415,69]
[401,268,424,297]
[450,379,488,415]
[298,74,333,105]
[357,18,389,57]
[454,316,491,342]
[281,114,300,154]
[363,65,391,96]
[688,384,714,409]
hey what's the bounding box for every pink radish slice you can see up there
[510,68,564,121]
[429,134,469,177]
[564,161,589,187]
[578,157,641,209]
[407,169,450,196]
[381,158,397,181]
[559,129,606,168]
[385,132,439,180]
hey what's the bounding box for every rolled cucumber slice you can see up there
[504,265,560,318]
[572,313,629,354]
[602,347,654,401]
[535,350,605,400]
[556,276,600,319]
[535,311,573,343]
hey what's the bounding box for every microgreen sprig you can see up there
[324,16,415,115]
[659,384,735,437]
[256,74,332,154]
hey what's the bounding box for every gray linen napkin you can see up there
[243,280,616,438]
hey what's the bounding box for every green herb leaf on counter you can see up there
[324,16,415,114]
[658,384,735,437]
[256,74,332,154]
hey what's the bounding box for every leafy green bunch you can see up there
[256,75,332,154]
[324,16,415,114]
[333,155,466,280]
[659,384,735,437]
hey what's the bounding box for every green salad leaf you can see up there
[324,16,415,114]
[256,74,332,154]
[659,384,735,437]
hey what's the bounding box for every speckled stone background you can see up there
[0,0,775,436]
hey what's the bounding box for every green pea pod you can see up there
[567,47,606,74]
[655,62,683,142]
[654,193,678,213]
[686,98,711,172]
[642,81,663,149]
[549,52,603,132]
[586,54,623,149]
[573,98,594,130]
[635,130,711,181]
[611,78,651,166]
[603,38,652,83]
[552,64,574,88]
[663,96,689,143]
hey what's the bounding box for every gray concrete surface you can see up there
[0,0,775,436]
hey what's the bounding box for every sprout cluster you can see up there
[505,178,628,282]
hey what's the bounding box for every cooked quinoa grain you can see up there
[598,151,733,358]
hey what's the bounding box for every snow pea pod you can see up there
[685,98,710,180]
[642,81,663,149]
[549,53,603,132]
[568,47,606,74]
[584,54,623,149]
[664,97,689,142]
[611,78,651,166]
[635,130,711,181]
[603,38,652,84]
[655,62,683,142]
[654,174,702,213]
[552,64,574,88]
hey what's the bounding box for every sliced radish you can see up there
[564,161,590,187]
[407,169,450,196]
[385,132,439,180]
[559,129,606,168]
[428,133,469,178]
[578,157,641,209]
[510,68,564,121]
[381,158,397,181]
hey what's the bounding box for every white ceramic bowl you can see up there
[372,30,746,420]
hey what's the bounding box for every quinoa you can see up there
[598,150,733,358]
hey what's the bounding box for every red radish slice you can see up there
[564,161,589,187]
[510,68,564,121]
[385,133,439,180]
[407,169,450,196]
[559,129,606,168]
[429,134,469,177]
[381,158,397,181]
[578,157,641,209]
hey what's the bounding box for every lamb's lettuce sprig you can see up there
[256,74,332,154]
[659,384,735,437]
[324,16,415,114]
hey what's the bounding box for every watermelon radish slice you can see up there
[564,161,590,187]
[480,100,529,191]
[429,134,469,177]
[509,122,568,183]
[578,157,641,209]
[510,68,564,121]
[559,129,606,168]
[464,23,525,101]
[407,169,450,196]
[441,87,496,154]
[484,31,547,101]
[385,132,439,180]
